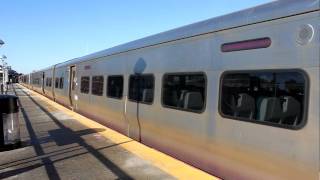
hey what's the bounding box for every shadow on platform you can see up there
[0,85,134,180]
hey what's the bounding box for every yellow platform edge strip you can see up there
[19,85,218,180]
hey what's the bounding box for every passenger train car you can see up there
[19,1,320,179]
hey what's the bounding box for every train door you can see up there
[42,72,45,94]
[69,66,77,109]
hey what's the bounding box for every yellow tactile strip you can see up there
[20,85,218,180]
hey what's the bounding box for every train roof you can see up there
[51,0,319,68]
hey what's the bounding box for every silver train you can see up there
[19,1,320,179]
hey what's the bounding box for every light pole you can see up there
[0,55,7,93]
[0,40,5,94]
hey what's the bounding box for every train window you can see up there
[36,78,39,85]
[55,78,59,88]
[45,78,49,86]
[129,74,154,104]
[162,73,206,113]
[48,78,52,87]
[92,76,104,96]
[220,70,308,129]
[71,71,76,91]
[107,75,123,99]
[80,76,90,94]
[59,77,64,89]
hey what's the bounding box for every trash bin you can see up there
[0,95,20,148]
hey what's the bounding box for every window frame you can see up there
[80,76,90,94]
[91,75,104,96]
[55,77,59,89]
[59,77,64,89]
[128,74,155,105]
[71,71,76,91]
[161,72,207,114]
[218,69,309,130]
[48,77,52,87]
[45,78,48,87]
[106,75,124,100]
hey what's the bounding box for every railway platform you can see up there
[0,84,216,180]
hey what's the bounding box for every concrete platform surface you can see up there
[0,84,216,180]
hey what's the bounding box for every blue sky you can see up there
[0,0,271,74]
